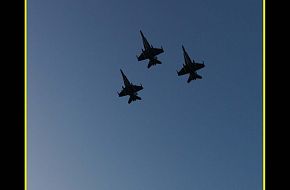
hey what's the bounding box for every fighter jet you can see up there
[137,30,164,69]
[176,45,205,83]
[117,69,144,104]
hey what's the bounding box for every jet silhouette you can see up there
[176,45,205,83]
[117,69,144,104]
[137,30,164,69]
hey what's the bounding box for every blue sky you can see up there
[28,0,262,190]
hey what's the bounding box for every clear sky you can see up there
[28,0,262,190]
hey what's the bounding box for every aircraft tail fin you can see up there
[128,95,141,104]
[135,95,141,100]
[128,97,133,104]
[148,59,161,68]
[187,73,202,83]
[196,74,202,79]
[187,76,192,83]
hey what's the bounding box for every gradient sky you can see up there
[28,0,262,190]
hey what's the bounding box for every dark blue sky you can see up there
[28,0,262,190]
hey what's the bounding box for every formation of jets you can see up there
[118,30,206,104]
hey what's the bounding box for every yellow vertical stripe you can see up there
[263,0,266,190]
[24,0,27,190]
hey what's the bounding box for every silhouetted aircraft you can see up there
[176,45,205,83]
[118,69,144,104]
[137,30,164,69]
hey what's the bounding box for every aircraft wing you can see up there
[151,47,164,57]
[137,52,147,61]
[177,66,189,76]
[194,62,205,71]
[137,47,164,61]
[118,89,127,97]
[133,84,143,92]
